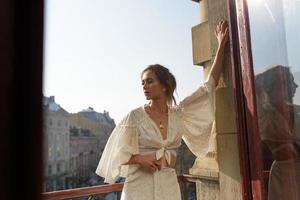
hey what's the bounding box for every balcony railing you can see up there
[42,174,197,200]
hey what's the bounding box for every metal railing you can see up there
[42,174,198,200]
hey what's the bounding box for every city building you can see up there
[70,107,115,158]
[68,127,99,188]
[43,96,70,192]
[43,100,116,191]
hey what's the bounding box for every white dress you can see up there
[258,104,300,200]
[95,77,215,200]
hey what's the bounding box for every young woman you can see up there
[255,66,300,200]
[96,20,229,200]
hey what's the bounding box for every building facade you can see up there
[68,127,99,188]
[43,99,116,191]
[70,107,115,159]
[43,96,70,192]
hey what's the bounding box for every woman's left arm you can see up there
[208,20,229,86]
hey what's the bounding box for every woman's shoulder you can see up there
[168,105,183,117]
[120,106,145,126]
[129,106,145,119]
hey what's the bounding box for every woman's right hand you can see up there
[215,20,229,48]
[131,153,161,173]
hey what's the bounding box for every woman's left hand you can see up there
[215,20,229,47]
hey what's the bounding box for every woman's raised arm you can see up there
[208,20,229,86]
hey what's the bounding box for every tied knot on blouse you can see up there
[155,146,172,165]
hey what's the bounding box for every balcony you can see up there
[42,174,197,200]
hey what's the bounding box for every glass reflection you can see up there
[248,0,300,199]
[255,66,300,199]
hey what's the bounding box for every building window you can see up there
[49,119,53,126]
[56,147,61,158]
[57,120,61,127]
[65,121,68,127]
[70,159,73,170]
[57,163,61,173]
[48,165,52,175]
[48,147,52,158]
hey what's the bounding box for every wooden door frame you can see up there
[0,0,44,199]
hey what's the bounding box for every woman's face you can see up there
[141,70,166,101]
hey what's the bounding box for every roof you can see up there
[80,107,114,124]
[43,96,68,114]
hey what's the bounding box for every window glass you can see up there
[248,0,300,199]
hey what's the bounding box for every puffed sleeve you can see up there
[95,111,139,183]
[178,75,216,158]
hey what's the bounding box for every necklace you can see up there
[145,104,168,130]
[155,107,168,130]
[159,121,164,129]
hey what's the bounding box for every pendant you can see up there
[159,121,164,129]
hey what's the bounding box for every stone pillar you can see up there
[189,0,219,182]
[189,0,242,199]
[199,0,208,23]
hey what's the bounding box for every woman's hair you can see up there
[255,65,293,104]
[141,64,177,105]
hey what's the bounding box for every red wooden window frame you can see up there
[227,0,265,199]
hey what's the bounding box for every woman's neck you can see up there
[149,98,168,112]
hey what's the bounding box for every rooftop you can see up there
[43,96,68,114]
[80,107,114,124]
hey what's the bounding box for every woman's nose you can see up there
[143,83,147,90]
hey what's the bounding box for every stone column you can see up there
[189,0,242,199]
[189,0,219,180]
[188,1,220,199]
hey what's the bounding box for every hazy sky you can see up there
[43,0,203,123]
[248,0,300,104]
[248,0,300,74]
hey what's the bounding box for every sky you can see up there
[248,0,300,104]
[43,0,204,123]
[248,0,300,74]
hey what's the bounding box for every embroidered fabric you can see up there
[95,76,216,199]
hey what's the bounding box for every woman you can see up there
[96,20,229,200]
[255,66,300,200]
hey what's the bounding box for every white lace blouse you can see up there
[96,76,216,184]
